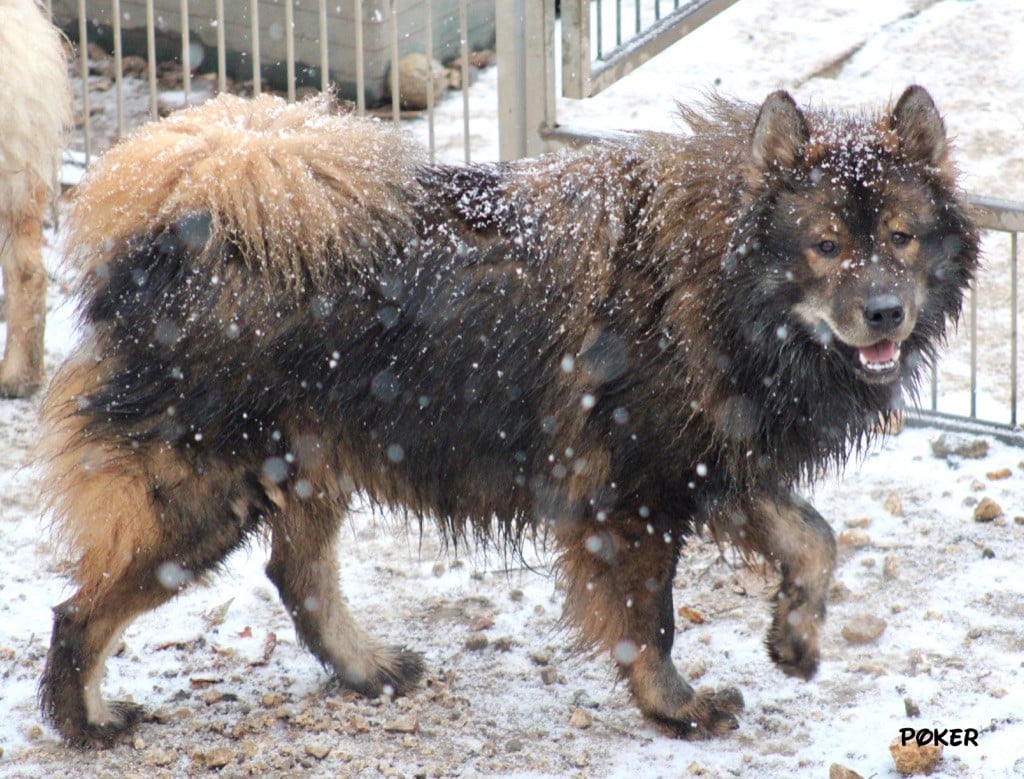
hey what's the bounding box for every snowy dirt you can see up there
[2,0,1024,777]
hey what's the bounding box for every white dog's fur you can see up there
[0,0,71,397]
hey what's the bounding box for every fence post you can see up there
[496,0,557,161]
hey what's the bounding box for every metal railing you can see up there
[908,197,1024,445]
[57,0,490,166]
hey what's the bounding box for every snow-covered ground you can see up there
[1,0,1023,777]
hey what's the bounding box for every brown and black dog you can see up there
[39,87,977,747]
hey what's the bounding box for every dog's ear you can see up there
[751,90,809,171]
[890,85,947,166]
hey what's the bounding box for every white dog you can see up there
[0,0,71,397]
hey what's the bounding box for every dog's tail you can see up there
[66,92,423,298]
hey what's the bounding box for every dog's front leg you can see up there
[736,492,837,679]
[554,509,744,738]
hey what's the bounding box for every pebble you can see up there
[841,614,887,645]
[144,748,174,767]
[889,740,942,775]
[973,497,1003,522]
[930,434,988,459]
[197,746,233,769]
[540,667,559,685]
[304,742,331,760]
[530,650,552,666]
[568,707,593,729]
[829,764,864,779]
[838,530,871,549]
[884,491,904,516]
[986,467,1012,480]
[383,715,419,734]
[465,634,489,651]
[904,696,921,717]
[883,555,901,581]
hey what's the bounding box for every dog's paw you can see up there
[649,686,745,740]
[766,599,821,680]
[58,701,147,750]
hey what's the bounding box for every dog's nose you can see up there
[863,294,905,331]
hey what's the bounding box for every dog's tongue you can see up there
[859,340,898,364]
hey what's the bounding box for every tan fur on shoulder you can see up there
[68,93,423,290]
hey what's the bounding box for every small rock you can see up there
[686,659,707,680]
[838,530,871,549]
[199,746,233,769]
[383,715,419,734]
[465,633,489,651]
[931,433,988,460]
[883,555,901,581]
[572,750,590,768]
[261,692,285,708]
[505,738,524,753]
[469,614,495,631]
[568,707,593,729]
[974,497,1003,522]
[493,635,514,651]
[884,492,904,516]
[540,666,559,685]
[305,742,331,760]
[986,467,1012,480]
[387,53,448,110]
[844,517,872,529]
[432,561,446,576]
[144,748,174,767]
[829,764,864,779]
[841,614,887,645]
[982,547,996,559]
[904,696,920,717]
[530,650,552,666]
[508,588,524,601]
[890,740,943,775]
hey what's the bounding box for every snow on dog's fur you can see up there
[0,0,71,397]
[39,89,977,747]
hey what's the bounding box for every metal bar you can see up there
[969,282,977,419]
[906,409,1024,448]
[354,0,365,115]
[146,0,158,119]
[77,0,91,162]
[969,194,1024,231]
[390,0,400,125]
[250,0,261,95]
[112,0,125,137]
[425,0,435,162]
[217,0,227,93]
[497,0,557,161]
[1012,232,1019,427]
[459,0,470,163]
[319,0,329,92]
[180,0,191,104]
[285,0,296,101]
[561,0,592,100]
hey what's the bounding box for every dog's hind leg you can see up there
[556,510,744,739]
[0,188,48,397]
[265,496,425,697]
[40,418,261,747]
[734,493,836,680]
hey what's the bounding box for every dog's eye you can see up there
[815,240,839,256]
[890,231,912,246]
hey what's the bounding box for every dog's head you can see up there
[737,86,977,386]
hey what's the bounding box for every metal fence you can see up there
[55,0,1024,443]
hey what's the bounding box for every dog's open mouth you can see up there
[854,339,902,382]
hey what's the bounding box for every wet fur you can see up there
[40,88,977,747]
[0,0,71,397]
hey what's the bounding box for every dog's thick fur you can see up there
[40,87,978,747]
[0,0,71,397]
